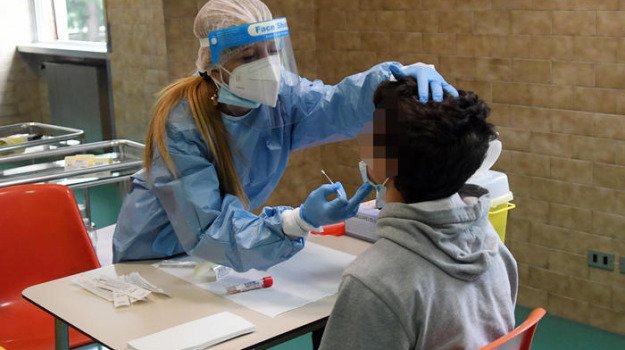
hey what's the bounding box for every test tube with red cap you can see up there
[226,276,273,294]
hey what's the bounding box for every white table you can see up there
[23,234,371,350]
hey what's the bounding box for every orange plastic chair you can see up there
[0,184,101,349]
[481,308,547,350]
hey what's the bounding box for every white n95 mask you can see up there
[221,55,282,108]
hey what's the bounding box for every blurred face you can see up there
[358,109,398,184]
[210,41,279,84]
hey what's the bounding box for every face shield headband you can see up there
[204,17,291,66]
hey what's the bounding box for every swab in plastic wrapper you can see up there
[95,276,151,300]
[155,257,232,282]
[74,272,167,308]
[158,260,198,268]
[124,272,169,296]
[194,262,233,282]
[74,276,114,302]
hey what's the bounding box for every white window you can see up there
[32,0,107,43]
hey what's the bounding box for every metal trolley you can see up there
[0,139,145,231]
[0,122,84,156]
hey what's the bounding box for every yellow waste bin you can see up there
[467,170,515,243]
[489,201,515,242]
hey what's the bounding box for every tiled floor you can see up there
[515,306,625,350]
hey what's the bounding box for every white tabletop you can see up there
[23,234,371,350]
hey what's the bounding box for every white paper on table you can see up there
[157,242,356,317]
[127,311,254,350]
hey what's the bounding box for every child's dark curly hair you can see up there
[372,77,497,203]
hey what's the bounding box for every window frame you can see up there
[29,0,108,47]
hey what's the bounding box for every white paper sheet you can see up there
[157,242,356,317]
[127,311,254,350]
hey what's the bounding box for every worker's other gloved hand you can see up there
[390,63,459,103]
[300,182,373,228]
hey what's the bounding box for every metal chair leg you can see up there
[54,317,70,349]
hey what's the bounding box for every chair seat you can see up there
[0,299,92,350]
[0,185,101,349]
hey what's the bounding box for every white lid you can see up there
[466,170,510,200]
[490,191,513,207]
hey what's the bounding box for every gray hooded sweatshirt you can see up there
[320,185,518,350]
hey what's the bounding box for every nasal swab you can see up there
[321,169,334,184]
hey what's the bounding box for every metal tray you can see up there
[0,139,144,189]
[0,122,84,155]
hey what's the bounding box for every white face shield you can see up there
[202,18,299,111]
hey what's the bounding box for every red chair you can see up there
[481,308,547,350]
[0,184,100,349]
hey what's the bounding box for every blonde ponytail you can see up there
[144,76,249,208]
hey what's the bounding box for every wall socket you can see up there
[587,250,614,271]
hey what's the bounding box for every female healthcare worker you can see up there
[112,0,458,271]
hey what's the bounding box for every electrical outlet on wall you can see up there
[587,250,614,271]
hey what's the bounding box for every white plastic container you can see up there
[345,200,380,242]
[466,170,513,207]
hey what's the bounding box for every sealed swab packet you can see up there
[156,257,232,282]
[113,291,131,308]
[158,260,198,268]
[74,276,114,302]
[74,272,166,308]
[95,276,151,300]
[124,272,169,296]
[194,262,233,282]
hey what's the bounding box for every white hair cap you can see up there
[194,0,273,73]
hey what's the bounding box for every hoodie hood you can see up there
[377,184,500,281]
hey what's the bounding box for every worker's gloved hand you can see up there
[390,63,459,103]
[300,182,373,228]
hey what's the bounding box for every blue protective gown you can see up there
[113,63,394,271]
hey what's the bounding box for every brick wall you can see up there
[0,0,44,126]
[105,0,625,334]
[107,0,170,142]
[162,0,202,81]
[262,0,323,208]
[307,0,625,334]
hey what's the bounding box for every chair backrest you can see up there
[0,184,100,302]
[480,308,547,350]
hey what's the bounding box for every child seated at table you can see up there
[319,78,518,350]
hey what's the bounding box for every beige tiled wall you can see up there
[106,0,170,142]
[0,0,44,126]
[270,0,625,334]
[262,0,323,208]
[107,0,625,334]
[162,0,202,80]
[303,0,625,334]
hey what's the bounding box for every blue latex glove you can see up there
[300,182,373,227]
[390,63,459,103]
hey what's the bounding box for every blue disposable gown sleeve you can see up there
[285,62,396,151]
[148,120,304,272]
